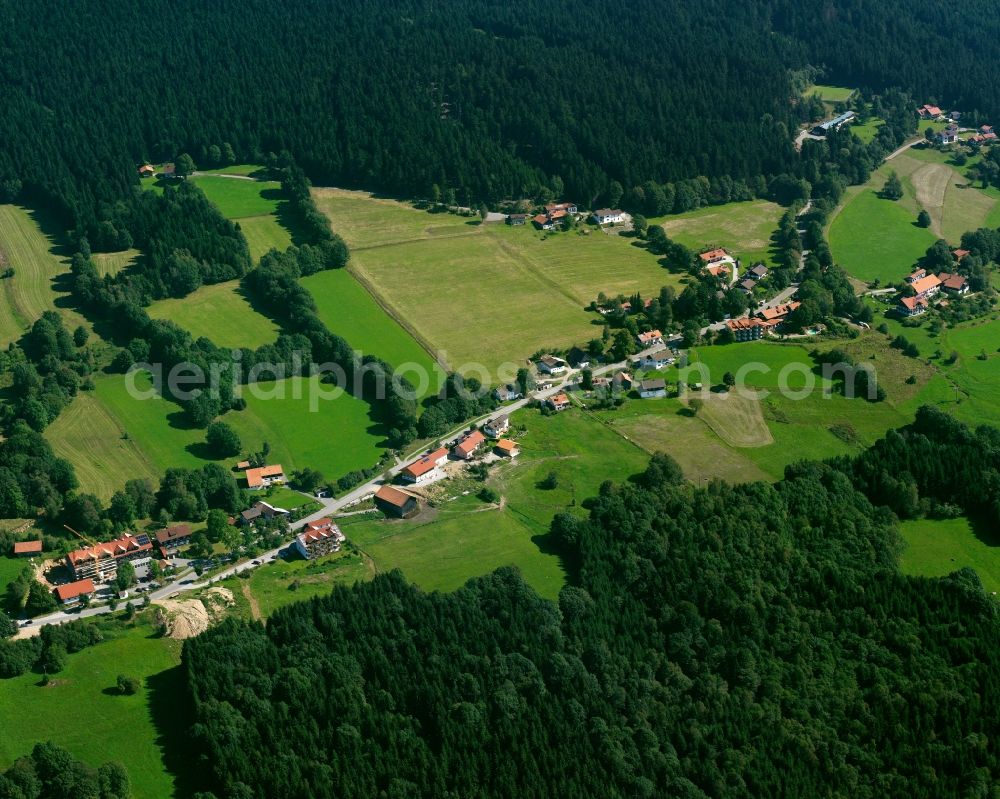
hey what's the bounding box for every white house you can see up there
[592,208,626,225]
[537,355,568,376]
[639,378,667,399]
[640,348,672,370]
[483,415,510,438]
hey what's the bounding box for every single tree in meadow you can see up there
[881,171,903,200]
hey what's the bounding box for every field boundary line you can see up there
[351,230,482,252]
[344,265,450,371]
[488,232,589,309]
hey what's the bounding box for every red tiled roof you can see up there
[13,540,42,554]
[911,274,942,295]
[244,464,284,488]
[952,249,970,259]
[638,329,663,344]
[67,534,152,565]
[758,301,801,322]
[698,248,729,263]
[899,296,928,311]
[402,447,449,479]
[727,318,766,331]
[375,485,415,508]
[532,214,549,225]
[937,272,968,290]
[154,524,192,545]
[495,439,519,454]
[298,519,342,544]
[55,578,95,602]
[453,430,486,457]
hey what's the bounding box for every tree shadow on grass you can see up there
[147,664,204,799]
[184,441,215,461]
[970,513,1000,550]
[270,196,317,249]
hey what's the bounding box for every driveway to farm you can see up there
[18,347,666,636]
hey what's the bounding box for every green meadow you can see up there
[898,516,999,595]
[0,205,87,347]
[830,146,1000,284]
[147,280,280,349]
[806,84,855,103]
[828,183,936,284]
[850,118,885,144]
[47,372,386,497]
[45,390,162,501]
[589,336,940,484]
[0,621,184,799]
[190,173,292,261]
[652,199,783,266]
[243,549,373,617]
[0,556,28,595]
[313,188,679,373]
[302,267,441,395]
[223,375,386,480]
[342,407,649,600]
[91,248,141,277]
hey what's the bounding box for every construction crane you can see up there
[63,524,96,548]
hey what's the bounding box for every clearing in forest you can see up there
[312,188,681,373]
[191,172,293,260]
[146,279,280,350]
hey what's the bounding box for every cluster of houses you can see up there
[897,262,970,316]
[916,105,996,146]
[396,414,521,488]
[505,201,628,230]
[700,248,737,281]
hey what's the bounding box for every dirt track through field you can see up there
[911,163,952,237]
[241,582,262,621]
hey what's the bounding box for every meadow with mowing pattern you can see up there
[302,267,441,395]
[829,146,1000,284]
[44,391,161,501]
[0,205,87,346]
[0,620,184,799]
[147,280,280,349]
[312,188,682,373]
[651,199,784,267]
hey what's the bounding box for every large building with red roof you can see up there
[66,534,153,582]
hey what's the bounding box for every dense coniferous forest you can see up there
[3,0,1000,234]
[183,408,999,799]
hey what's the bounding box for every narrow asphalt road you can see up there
[17,347,665,637]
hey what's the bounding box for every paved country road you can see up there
[16,346,666,637]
